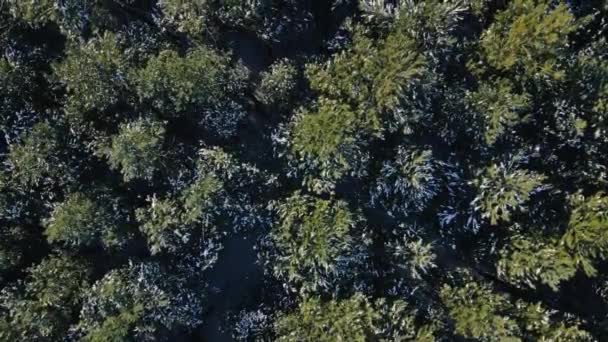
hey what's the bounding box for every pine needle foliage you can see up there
[2,0,608,340]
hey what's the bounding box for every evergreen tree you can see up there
[441,275,590,341]
[132,46,249,138]
[54,32,130,120]
[102,118,166,182]
[78,262,203,341]
[275,294,433,342]
[0,255,91,341]
[270,192,370,294]
[472,163,546,226]
[7,121,75,189]
[44,192,130,250]
[0,0,607,340]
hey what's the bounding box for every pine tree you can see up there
[270,192,369,294]
[371,147,440,216]
[132,47,249,138]
[78,262,203,341]
[102,118,166,182]
[478,0,586,81]
[1,0,607,340]
[7,121,75,189]
[54,32,130,119]
[44,192,129,250]
[472,163,546,226]
[287,98,369,192]
[498,235,578,291]
[275,294,432,341]
[0,255,91,340]
[468,78,530,145]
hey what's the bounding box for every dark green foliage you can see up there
[562,192,608,276]
[468,79,530,145]
[274,294,377,342]
[82,304,143,342]
[498,192,608,291]
[388,237,437,280]
[54,32,129,118]
[472,163,546,226]
[0,58,37,144]
[478,0,585,80]
[78,262,202,341]
[2,0,608,341]
[102,118,166,182]
[255,59,298,111]
[441,277,591,341]
[135,146,267,260]
[288,98,369,192]
[270,192,369,293]
[441,279,520,340]
[498,235,578,291]
[0,225,29,275]
[158,0,209,37]
[0,255,90,341]
[7,121,73,188]
[133,48,229,114]
[132,47,248,138]
[8,0,139,37]
[306,26,426,131]
[371,147,440,215]
[275,294,433,342]
[44,192,129,250]
[136,196,183,254]
[159,0,317,43]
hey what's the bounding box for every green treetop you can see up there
[255,58,298,112]
[54,32,129,119]
[271,192,368,293]
[371,147,440,215]
[478,0,586,81]
[136,146,268,260]
[44,192,128,250]
[288,98,369,191]
[441,276,590,341]
[275,294,433,342]
[285,16,431,192]
[468,78,531,145]
[0,255,91,341]
[102,118,165,182]
[498,235,578,291]
[7,0,56,27]
[134,47,228,114]
[78,262,202,341]
[7,0,122,35]
[306,26,426,132]
[472,163,546,226]
[562,192,608,277]
[498,192,608,291]
[8,121,69,188]
[132,46,249,138]
[158,0,209,37]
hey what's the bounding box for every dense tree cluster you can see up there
[1,0,608,340]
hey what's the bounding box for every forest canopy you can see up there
[1,0,608,341]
